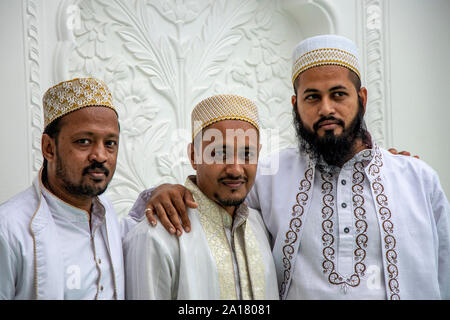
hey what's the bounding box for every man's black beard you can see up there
[56,157,109,197]
[293,97,369,168]
[214,174,248,207]
[217,198,246,207]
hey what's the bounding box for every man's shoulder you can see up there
[0,186,39,225]
[123,215,179,249]
[0,186,40,248]
[259,147,300,165]
[380,148,438,178]
[257,147,307,178]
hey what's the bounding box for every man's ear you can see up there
[41,134,56,163]
[291,95,297,110]
[358,87,368,115]
[187,143,197,170]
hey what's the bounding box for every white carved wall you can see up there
[1,0,449,217]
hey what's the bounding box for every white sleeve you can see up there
[431,174,450,299]
[0,230,16,299]
[123,221,178,300]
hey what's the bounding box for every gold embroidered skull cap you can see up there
[191,94,260,139]
[291,34,361,85]
[42,77,117,128]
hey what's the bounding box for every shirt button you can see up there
[101,285,104,291]
[344,227,350,233]
[341,180,347,185]
[341,203,347,208]
[98,258,102,264]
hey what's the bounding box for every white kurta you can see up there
[40,185,117,299]
[0,173,124,300]
[247,144,450,300]
[123,178,279,300]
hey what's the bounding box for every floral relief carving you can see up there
[64,0,312,217]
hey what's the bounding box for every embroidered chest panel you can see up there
[279,147,400,299]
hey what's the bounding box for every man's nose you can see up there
[224,159,245,177]
[88,142,107,163]
[318,97,336,117]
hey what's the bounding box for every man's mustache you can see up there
[313,116,345,132]
[82,161,110,177]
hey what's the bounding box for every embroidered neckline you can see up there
[279,144,400,300]
[320,159,368,293]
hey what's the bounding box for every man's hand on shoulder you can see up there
[144,184,197,236]
[388,148,420,159]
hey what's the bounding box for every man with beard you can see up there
[142,35,450,300]
[123,95,278,299]
[0,78,124,299]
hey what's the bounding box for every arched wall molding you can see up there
[359,0,392,148]
[22,0,44,180]
[282,0,338,36]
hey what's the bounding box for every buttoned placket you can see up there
[91,218,103,299]
[90,201,116,300]
[335,166,355,278]
[222,213,240,299]
[222,208,249,300]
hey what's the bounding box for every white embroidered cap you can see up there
[291,34,361,85]
[42,77,117,128]
[191,94,260,139]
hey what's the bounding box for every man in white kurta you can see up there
[0,78,124,299]
[123,94,279,300]
[245,35,450,300]
[0,171,124,299]
[124,177,278,299]
[247,143,450,299]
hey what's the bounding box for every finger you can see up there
[144,205,157,227]
[154,203,176,235]
[414,155,420,159]
[172,195,191,233]
[399,151,411,156]
[162,200,184,236]
[184,190,198,209]
[388,148,398,155]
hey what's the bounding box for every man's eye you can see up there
[105,140,117,147]
[210,150,222,158]
[333,91,346,97]
[215,150,225,158]
[305,94,319,101]
[239,151,250,159]
[76,139,90,145]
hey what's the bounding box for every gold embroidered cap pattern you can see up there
[291,34,361,85]
[42,78,116,128]
[292,48,360,84]
[191,94,260,139]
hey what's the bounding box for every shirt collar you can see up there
[38,170,106,226]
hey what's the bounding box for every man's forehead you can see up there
[58,107,119,133]
[198,122,259,147]
[297,65,352,87]
[201,120,258,137]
